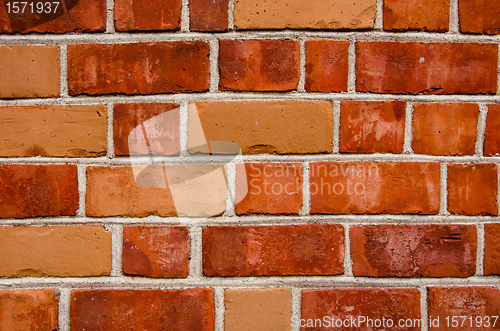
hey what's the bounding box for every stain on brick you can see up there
[459,0,500,34]
[484,105,500,156]
[384,0,449,31]
[305,40,349,92]
[190,0,228,31]
[115,0,181,31]
[484,224,500,275]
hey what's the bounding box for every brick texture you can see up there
[68,42,210,96]
[384,0,450,32]
[203,224,344,277]
[305,40,349,92]
[114,0,181,31]
[190,0,228,31]
[351,224,477,277]
[484,224,500,275]
[412,103,479,155]
[0,164,78,218]
[310,162,441,214]
[447,163,498,215]
[459,0,500,34]
[484,104,500,156]
[356,42,498,94]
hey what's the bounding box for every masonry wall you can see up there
[1,0,500,330]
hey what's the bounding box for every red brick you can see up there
[305,40,349,92]
[203,224,344,277]
[447,163,498,215]
[190,0,228,31]
[123,226,190,278]
[427,287,500,331]
[0,164,78,218]
[0,0,106,33]
[310,162,440,214]
[114,103,180,156]
[484,105,500,156]
[459,0,500,34]
[0,289,58,330]
[235,163,303,215]
[485,224,500,275]
[218,39,300,91]
[340,100,406,153]
[71,289,214,331]
[351,224,477,277]
[115,0,181,31]
[356,42,498,94]
[68,42,210,96]
[412,103,479,155]
[384,0,450,31]
[301,288,421,330]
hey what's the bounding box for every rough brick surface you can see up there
[0,45,60,99]
[351,224,477,277]
[305,40,349,92]
[356,42,498,94]
[234,0,376,30]
[190,0,228,31]
[68,42,210,96]
[310,162,441,214]
[384,0,450,31]
[203,224,344,277]
[115,0,181,31]
[86,166,177,217]
[447,163,498,215]
[0,289,58,330]
[0,105,106,157]
[218,39,300,91]
[71,289,214,331]
[0,164,78,218]
[340,100,406,153]
[427,287,500,331]
[225,288,291,331]
[188,101,334,154]
[459,0,500,34]
[122,226,190,278]
[484,104,500,156]
[235,163,303,215]
[113,103,180,156]
[412,103,479,155]
[0,0,106,33]
[301,289,421,330]
[484,224,500,275]
[0,225,111,277]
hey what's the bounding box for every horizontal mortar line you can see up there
[0,276,499,290]
[0,215,498,226]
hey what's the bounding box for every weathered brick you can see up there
[0,105,106,157]
[71,289,214,331]
[351,224,477,277]
[234,0,376,30]
[122,226,190,278]
[310,162,440,214]
[0,45,60,98]
[0,164,78,218]
[0,0,106,33]
[218,39,299,91]
[340,100,406,153]
[114,103,180,156]
[115,0,181,31]
[384,0,450,31]
[301,289,421,330]
[305,40,349,92]
[447,163,498,215]
[0,225,111,277]
[484,105,500,156]
[190,0,228,31]
[0,289,58,330]
[356,42,498,94]
[484,224,500,275]
[459,0,500,34]
[427,287,500,331]
[225,288,291,331]
[68,42,210,96]
[203,224,344,277]
[188,101,333,154]
[412,103,479,155]
[235,163,303,215]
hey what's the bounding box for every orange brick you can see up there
[459,0,500,34]
[305,40,349,92]
[115,0,181,31]
[484,224,500,275]
[384,0,450,31]
[190,0,228,31]
[484,105,500,156]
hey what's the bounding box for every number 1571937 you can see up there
[5,2,60,14]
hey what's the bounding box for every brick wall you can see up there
[1,0,500,330]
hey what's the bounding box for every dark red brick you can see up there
[190,0,228,31]
[384,0,450,32]
[484,105,500,156]
[305,40,349,92]
[484,224,500,275]
[459,0,500,34]
[115,0,181,31]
